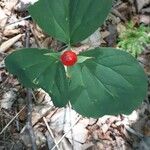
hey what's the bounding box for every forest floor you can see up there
[0,0,150,150]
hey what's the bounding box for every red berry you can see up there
[60,50,77,66]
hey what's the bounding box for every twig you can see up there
[0,106,26,135]
[68,102,75,150]
[45,131,54,150]
[25,24,37,150]
[26,89,37,150]
[6,15,31,27]
[43,117,60,150]
[15,107,20,131]
[51,116,81,150]
[25,24,30,48]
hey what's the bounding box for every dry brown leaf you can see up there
[32,24,46,40]
[143,119,150,136]
[5,0,18,11]
[81,29,101,47]
[0,88,17,109]
[32,105,53,126]
[98,130,112,141]
[41,37,52,48]
[0,34,23,52]
[3,28,21,37]
[101,124,110,134]
[101,31,110,39]
[73,45,90,54]
[65,121,89,144]
[136,0,150,12]
[0,7,7,28]
[117,23,126,35]
[140,15,150,25]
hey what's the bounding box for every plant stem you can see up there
[25,23,37,150]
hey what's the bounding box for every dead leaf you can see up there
[140,15,150,25]
[0,7,7,28]
[136,0,150,12]
[0,34,23,52]
[1,88,17,109]
[3,29,21,37]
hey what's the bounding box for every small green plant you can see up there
[5,0,148,118]
[118,21,150,57]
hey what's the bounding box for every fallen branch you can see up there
[43,117,60,150]
[51,116,81,150]
[26,89,37,150]
[25,24,37,150]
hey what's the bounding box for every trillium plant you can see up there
[5,0,148,118]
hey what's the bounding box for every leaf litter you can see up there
[0,0,150,149]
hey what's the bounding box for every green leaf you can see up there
[28,0,112,45]
[77,56,93,63]
[69,48,148,118]
[5,47,148,118]
[50,63,69,107]
[5,48,69,107]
